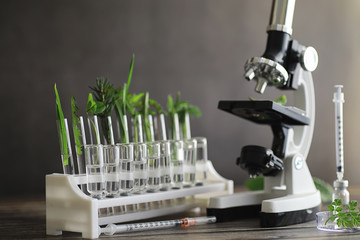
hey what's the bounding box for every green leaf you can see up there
[328,205,335,211]
[71,96,82,155]
[336,207,343,212]
[325,214,337,225]
[126,54,135,95]
[313,177,333,203]
[143,92,153,142]
[249,95,287,106]
[245,177,264,191]
[86,93,97,114]
[350,200,358,208]
[334,199,342,206]
[94,102,106,115]
[54,84,69,165]
[274,95,287,105]
[149,98,164,114]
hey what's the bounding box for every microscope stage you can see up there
[218,100,309,125]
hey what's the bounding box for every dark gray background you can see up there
[2,0,360,197]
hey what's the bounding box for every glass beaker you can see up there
[170,140,185,189]
[183,138,197,187]
[85,144,105,199]
[145,142,161,192]
[194,137,208,185]
[133,142,147,193]
[117,143,134,195]
[103,145,120,197]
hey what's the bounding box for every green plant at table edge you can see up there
[326,199,360,228]
[54,84,69,165]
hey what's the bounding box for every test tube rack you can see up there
[46,161,233,239]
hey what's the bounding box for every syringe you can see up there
[100,216,216,236]
[333,85,345,181]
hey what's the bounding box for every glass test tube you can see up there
[153,114,172,191]
[59,118,75,175]
[145,142,161,192]
[75,116,87,175]
[117,143,134,195]
[88,115,101,144]
[133,142,147,193]
[170,140,185,189]
[159,140,172,190]
[170,113,185,189]
[194,137,208,185]
[85,144,105,199]
[104,145,120,197]
[183,138,197,187]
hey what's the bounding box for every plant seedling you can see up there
[54,84,69,165]
[326,199,360,228]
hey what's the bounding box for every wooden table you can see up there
[2,187,360,239]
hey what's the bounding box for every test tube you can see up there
[88,115,101,144]
[182,113,208,185]
[61,118,75,175]
[76,116,87,174]
[145,142,161,192]
[74,116,87,192]
[117,143,134,196]
[159,140,172,190]
[108,116,115,145]
[182,113,197,187]
[154,114,172,191]
[170,114,185,189]
[194,137,208,185]
[85,144,105,199]
[133,142,147,193]
[183,138,197,187]
[104,145,120,197]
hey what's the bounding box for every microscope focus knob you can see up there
[300,46,318,72]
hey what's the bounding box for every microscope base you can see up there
[260,205,320,227]
[207,190,321,227]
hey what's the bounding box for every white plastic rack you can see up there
[46,161,233,239]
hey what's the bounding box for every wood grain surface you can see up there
[2,186,360,239]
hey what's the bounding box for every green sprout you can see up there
[71,96,82,155]
[167,92,201,139]
[89,77,116,144]
[326,199,360,228]
[54,84,69,165]
[86,93,104,144]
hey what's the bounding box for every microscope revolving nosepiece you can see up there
[244,57,289,94]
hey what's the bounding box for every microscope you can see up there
[207,0,321,227]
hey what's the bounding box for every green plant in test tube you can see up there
[54,84,69,166]
[89,78,116,144]
[86,93,105,144]
[114,54,135,143]
[167,92,201,140]
[71,96,82,155]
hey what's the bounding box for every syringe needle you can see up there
[100,216,217,236]
[333,85,345,181]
